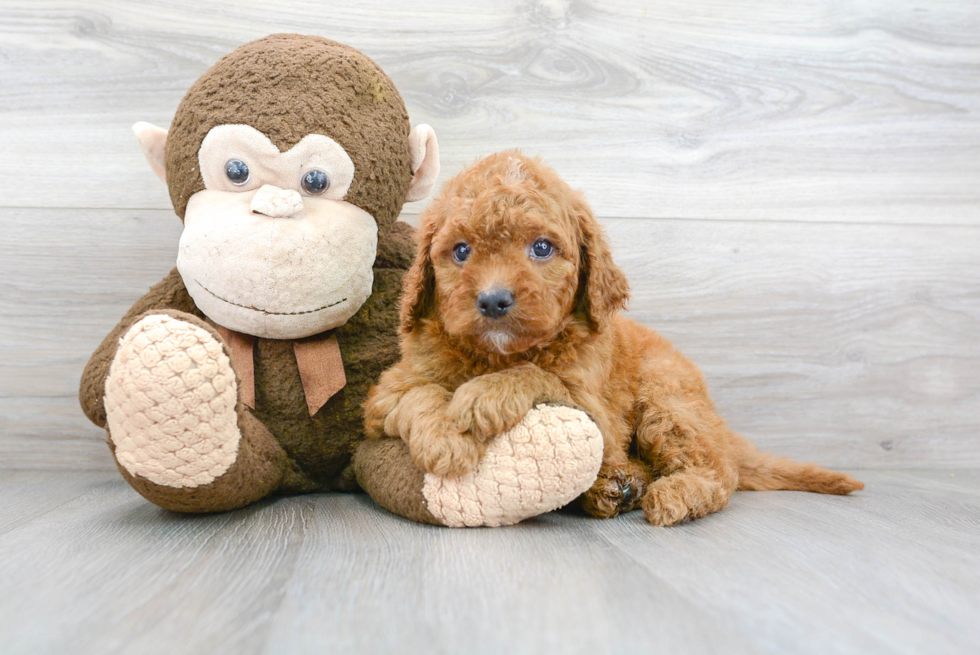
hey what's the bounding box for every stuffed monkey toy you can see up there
[79,34,602,526]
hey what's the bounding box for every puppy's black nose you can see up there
[477,287,514,319]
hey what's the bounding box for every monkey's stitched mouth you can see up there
[196,281,347,316]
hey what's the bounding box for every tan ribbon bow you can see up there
[217,327,347,416]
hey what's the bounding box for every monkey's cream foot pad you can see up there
[104,314,241,488]
[422,406,603,527]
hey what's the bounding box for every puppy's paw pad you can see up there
[582,481,623,519]
[582,469,646,519]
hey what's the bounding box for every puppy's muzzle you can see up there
[477,287,514,320]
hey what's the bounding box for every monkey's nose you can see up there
[249,184,304,218]
[477,287,514,319]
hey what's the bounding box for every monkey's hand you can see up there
[447,364,572,443]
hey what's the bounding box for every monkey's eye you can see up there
[452,242,471,263]
[301,169,331,195]
[225,159,250,186]
[530,239,555,259]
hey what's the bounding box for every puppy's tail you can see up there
[733,435,864,495]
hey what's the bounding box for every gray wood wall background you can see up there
[1,0,977,471]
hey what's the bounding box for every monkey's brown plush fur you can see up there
[165,34,413,230]
[365,151,864,526]
[80,35,417,511]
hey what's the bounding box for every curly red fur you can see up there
[366,150,864,525]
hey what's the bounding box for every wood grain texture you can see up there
[0,207,182,470]
[614,217,980,468]
[0,0,978,223]
[2,209,977,470]
[0,470,115,535]
[0,469,977,655]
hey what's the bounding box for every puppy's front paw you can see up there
[641,487,692,526]
[363,385,403,440]
[448,380,528,442]
[363,415,385,440]
[641,474,728,526]
[409,430,482,478]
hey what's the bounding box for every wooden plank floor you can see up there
[0,469,977,655]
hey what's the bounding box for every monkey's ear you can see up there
[405,124,440,202]
[132,122,169,183]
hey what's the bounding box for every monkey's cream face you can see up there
[176,125,378,339]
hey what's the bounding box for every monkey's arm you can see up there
[79,268,200,427]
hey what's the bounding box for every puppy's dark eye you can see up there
[301,169,331,195]
[453,243,471,263]
[530,239,554,259]
[225,159,250,185]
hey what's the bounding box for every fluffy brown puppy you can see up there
[365,150,864,526]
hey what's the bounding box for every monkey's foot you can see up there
[104,313,242,489]
[356,405,603,527]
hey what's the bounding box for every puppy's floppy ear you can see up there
[573,195,630,331]
[399,210,439,333]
